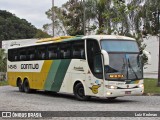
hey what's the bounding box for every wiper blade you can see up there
[128,58,138,79]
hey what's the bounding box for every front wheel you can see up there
[74,83,90,101]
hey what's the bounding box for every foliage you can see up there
[35,29,51,38]
[0,49,6,72]
[43,0,160,63]
[44,0,84,36]
[0,10,51,40]
[0,10,37,40]
[0,80,8,86]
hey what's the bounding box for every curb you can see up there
[143,93,160,96]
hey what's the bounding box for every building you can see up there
[143,36,159,78]
[2,39,38,52]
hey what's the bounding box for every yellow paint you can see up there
[7,60,53,90]
[90,85,100,94]
[36,36,75,43]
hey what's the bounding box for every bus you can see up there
[7,35,145,100]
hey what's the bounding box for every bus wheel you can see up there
[17,79,24,92]
[23,79,31,93]
[74,83,90,101]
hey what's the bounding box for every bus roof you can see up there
[82,35,135,41]
[8,35,135,49]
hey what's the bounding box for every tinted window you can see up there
[37,46,46,60]
[27,47,36,60]
[47,44,58,59]
[101,40,139,52]
[72,41,85,59]
[60,43,71,59]
[19,49,27,61]
[87,39,103,79]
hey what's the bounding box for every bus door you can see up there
[86,39,104,96]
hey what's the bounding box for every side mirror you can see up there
[101,50,109,65]
[143,50,151,65]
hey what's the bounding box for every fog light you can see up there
[107,92,112,95]
[106,85,117,89]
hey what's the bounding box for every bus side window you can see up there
[37,46,46,60]
[28,47,36,61]
[60,43,71,59]
[72,40,85,59]
[19,49,27,61]
[48,44,58,59]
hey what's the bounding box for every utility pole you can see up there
[154,9,160,86]
[52,0,55,37]
[83,0,86,35]
[0,40,2,48]
[157,9,160,86]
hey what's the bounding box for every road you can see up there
[0,86,160,119]
[0,86,160,111]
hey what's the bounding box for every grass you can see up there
[0,80,8,86]
[144,78,160,94]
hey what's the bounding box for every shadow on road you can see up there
[12,89,139,104]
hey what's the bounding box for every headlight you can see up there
[106,85,117,89]
[138,84,144,88]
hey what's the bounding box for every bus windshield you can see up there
[101,39,143,80]
[101,40,139,53]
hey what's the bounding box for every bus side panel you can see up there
[7,60,53,90]
[59,59,105,97]
[43,59,71,92]
[7,72,17,87]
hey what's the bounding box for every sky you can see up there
[0,0,68,29]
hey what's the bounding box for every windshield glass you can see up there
[104,54,143,80]
[101,40,139,52]
[101,39,143,80]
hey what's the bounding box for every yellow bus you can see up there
[8,35,144,100]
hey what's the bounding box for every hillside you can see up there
[0,10,50,40]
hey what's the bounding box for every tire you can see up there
[23,79,31,93]
[17,79,24,92]
[74,83,90,101]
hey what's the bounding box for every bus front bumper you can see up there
[104,88,144,98]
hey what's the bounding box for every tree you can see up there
[0,10,51,41]
[0,49,6,72]
[44,0,84,36]
[34,29,51,38]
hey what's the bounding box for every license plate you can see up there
[125,91,131,94]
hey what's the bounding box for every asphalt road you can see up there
[0,86,160,119]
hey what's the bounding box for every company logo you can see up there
[21,64,39,69]
[2,112,11,118]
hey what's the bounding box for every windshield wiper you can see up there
[128,58,138,79]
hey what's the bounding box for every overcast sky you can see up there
[0,0,68,29]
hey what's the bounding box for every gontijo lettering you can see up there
[21,64,39,69]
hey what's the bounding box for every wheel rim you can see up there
[77,87,85,98]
